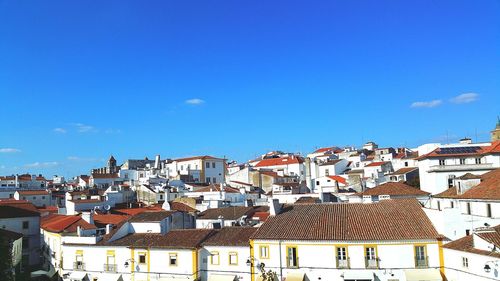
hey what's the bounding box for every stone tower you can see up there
[492,117,500,142]
[108,155,117,173]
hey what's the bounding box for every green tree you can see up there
[0,235,14,281]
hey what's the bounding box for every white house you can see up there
[443,225,500,281]
[417,140,500,194]
[164,156,226,184]
[200,227,257,281]
[196,206,267,229]
[253,155,305,179]
[14,190,52,208]
[250,199,444,281]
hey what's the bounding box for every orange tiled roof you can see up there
[17,190,49,196]
[252,199,440,241]
[195,184,240,193]
[365,161,388,167]
[359,182,429,196]
[459,169,500,200]
[433,187,459,199]
[327,176,347,185]
[255,156,304,167]
[41,214,96,233]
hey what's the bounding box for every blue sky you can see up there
[0,0,499,177]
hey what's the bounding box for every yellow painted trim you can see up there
[250,240,255,281]
[228,251,238,266]
[106,250,116,256]
[259,245,270,259]
[192,250,198,280]
[438,238,447,280]
[363,245,379,269]
[130,248,135,273]
[335,245,349,268]
[75,250,83,255]
[147,249,151,281]
[210,251,220,265]
[252,241,439,246]
[413,244,427,268]
[285,245,299,268]
[169,252,178,267]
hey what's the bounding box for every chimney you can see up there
[81,211,94,225]
[162,201,171,211]
[77,225,82,237]
[105,224,112,235]
[154,155,160,169]
[269,199,281,216]
[217,215,225,228]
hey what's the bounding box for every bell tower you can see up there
[491,117,500,142]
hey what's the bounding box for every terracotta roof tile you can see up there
[365,161,388,167]
[359,182,430,196]
[433,187,459,199]
[202,227,257,247]
[443,234,500,258]
[255,156,304,167]
[198,206,263,220]
[252,199,440,241]
[327,176,347,185]
[459,169,500,200]
[390,167,418,175]
[128,211,175,222]
[104,229,214,248]
[41,214,96,233]
[17,190,50,196]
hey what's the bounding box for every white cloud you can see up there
[104,129,122,134]
[185,98,205,105]
[53,127,67,134]
[72,123,96,133]
[24,161,59,168]
[410,100,442,108]
[0,148,21,153]
[450,93,479,104]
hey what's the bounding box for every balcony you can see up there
[73,262,85,271]
[415,256,428,268]
[336,258,349,269]
[428,163,493,172]
[365,257,378,269]
[103,264,117,272]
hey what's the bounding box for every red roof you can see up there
[93,214,130,226]
[195,184,240,193]
[17,190,49,196]
[111,205,163,216]
[255,156,304,167]
[175,155,222,162]
[327,176,347,185]
[41,214,96,233]
[313,147,341,154]
[0,199,39,212]
[91,173,119,179]
[365,161,388,167]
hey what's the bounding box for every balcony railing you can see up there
[103,264,117,272]
[73,262,85,271]
[415,256,428,268]
[365,257,378,269]
[336,258,349,269]
[428,163,493,172]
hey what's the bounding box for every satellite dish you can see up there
[104,205,111,211]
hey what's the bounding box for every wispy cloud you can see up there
[450,93,479,104]
[53,127,67,134]
[0,148,21,153]
[410,100,442,108]
[185,98,205,105]
[104,129,122,134]
[72,123,96,133]
[24,161,59,168]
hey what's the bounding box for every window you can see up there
[212,162,216,168]
[42,196,45,199]
[466,202,471,215]
[437,201,441,211]
[169,253,178,266]
[105,251,116,272]
[336,247,348,268]
[415,246,427,267]
[439,159,445,166]
[487,203,492,218]
[476,158,482,164]
[229,252,238,265]
[22,197,26,200]
[22,221,29,229]
[462,257,469,268]
[206,177,211,183]
[138,253,147,264]
[181,165,184,171]
[325,169,330,176]
[459,158,466,165]
[316,181,320,186]
[365,247,377,268]
[213,177,217,184]
[75,250,84,270]
[159,195,163,200]
[286,246,298,268]
[210,252,219,265]
[22,237,29,249]
[206,162,210,168]
[33,196,36,199]
[405,162,409,167]
[259,245,269,259]
[451,201,454,208]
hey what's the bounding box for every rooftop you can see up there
[252,199,441,241]
[202,227,257,247]
[103,229,214,248]
[359,182,430,197]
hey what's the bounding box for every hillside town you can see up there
[0,120,499,281]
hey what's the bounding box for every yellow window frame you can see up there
[259,245,270,259]
[229,252,238,266]
[169,252,178,267]
[210,251,220,265]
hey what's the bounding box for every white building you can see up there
[253,155,305,179]
[14,190,52,208]
[417,140,500,194]
[200,227,257,281]
[250,199,444,281]
[443,225,500,281]
[196,206,267,229]
[164,156,226,184]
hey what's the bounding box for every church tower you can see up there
[108,155,117,173]
[491,117,500,142]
